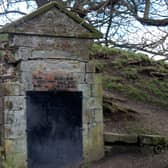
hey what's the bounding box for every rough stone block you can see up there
[85,73,95,84]
[31,49,78,59]
[85,97,102,109]
[21,71,33,91]
[4,96,26,139]
[4,108,26,139]
[91,83,103,98]
[21,60,85,73]
[11,35,91,59]
[5,138,27,153]
[4,121,26,139]
[4,96,25,112]
[83,122,104,162]
[15,47,32,61]
[5,139,27,168]
[83,107,103,124]
[73,72,85,84]
[104,132,138,144]
[139,134,167,145]
[92,108,103,122]
[84,73,102,85]
[85,61,95,73]
[77,84,91,97]
[82,95,103,124]
[2,82,24,96]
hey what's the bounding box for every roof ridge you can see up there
[0,2,103,39]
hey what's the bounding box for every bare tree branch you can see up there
[136,17,168,27]
[0,10,26,16]
[144,0,150,19]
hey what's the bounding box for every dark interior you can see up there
[26,91,83,168]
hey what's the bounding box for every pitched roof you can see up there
[0,2,103,39]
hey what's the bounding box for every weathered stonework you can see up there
[11,35,92,60]
[0,2,104,167]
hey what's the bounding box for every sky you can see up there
[0,1,37,26]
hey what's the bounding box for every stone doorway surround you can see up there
[0,2,104,168]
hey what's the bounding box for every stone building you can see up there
[0,2,104,168]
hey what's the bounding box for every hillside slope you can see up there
[90,44,168,135]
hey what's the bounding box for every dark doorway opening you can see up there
[26,91,83,168]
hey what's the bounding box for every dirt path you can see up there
[90,146,168,168]
[99,95,168,168]
[104,93,168,135]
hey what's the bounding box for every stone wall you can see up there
[13,7,89,37]
[0,82,4,148]
[0,34,104,167]
[0,45,26,167]
[10,35,91,60]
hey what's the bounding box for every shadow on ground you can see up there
[89,145,168,168]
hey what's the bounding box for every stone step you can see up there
[104,132,168,146]
[104,132,138,144]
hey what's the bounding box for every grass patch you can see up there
[0,50,3,57]
[113,57,128,68]
[89,44,122,57]
[92,44,168,108]
[126,85,148,102]
[103,76,124,91]
[103,75,168,106]
[122,68,138,80]
[95,61,106,72]
[103,76,148,102]
[137,79,168,107]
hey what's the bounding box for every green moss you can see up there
[0,34,8,41]
[5,101,13,111]
[2,85,11,96]
[0,50,3,57]
[2,159,26,168]
[1,149,27,168]
[152,136,166,145]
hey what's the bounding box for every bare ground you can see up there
[90,93,168,168]
[90,148,168,168]
[104,92,168,135]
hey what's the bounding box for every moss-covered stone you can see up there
[139,134,167,146]
[0,50,3,57]
[104,132,138,144]
[2,85,11,96]
[5,101,13,111]
[0,34,8,42]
